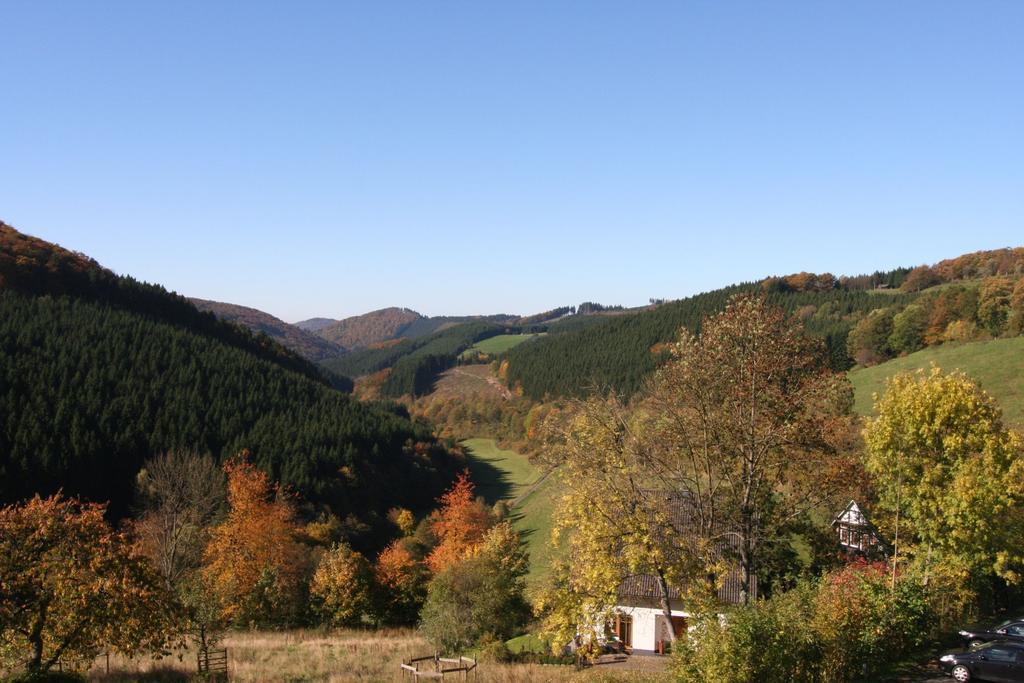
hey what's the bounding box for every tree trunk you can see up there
[655,569,676,643]
[28,600,49,672]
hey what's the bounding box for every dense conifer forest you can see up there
[0,225,458,549]
[322,321,508,397]
[503,282,920,400]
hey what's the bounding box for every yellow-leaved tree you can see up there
[310,543,374,626]
[864,367,1024,613]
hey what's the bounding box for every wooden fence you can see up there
[197,647,229,680]
[400,653,478,680]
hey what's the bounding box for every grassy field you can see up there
[849,337,1024,428]
[461,333,543,358]
[513,470,561,594]
[462,438,543,504]
[82,629,665,682]
[461,438,561,593]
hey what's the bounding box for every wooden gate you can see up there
[197,648,228,680]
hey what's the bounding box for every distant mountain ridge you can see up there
[190,298,343,361]
[294,317,338,333]
[316,307,425,350]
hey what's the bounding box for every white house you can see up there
[610,569,752,653]
[606,492,755,654]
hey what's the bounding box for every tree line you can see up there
[504,284,919,400]
[0,457,530,675]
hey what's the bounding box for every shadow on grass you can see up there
[462,443,518,505]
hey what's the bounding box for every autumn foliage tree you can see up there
[310,543,375,627]
[649,294,858,604]
[0,495,174,673]
[420,521,530,653]
[374,539,429,624]
[864,368,1024,611]
[424,471,493,573]
[202,454,308,628]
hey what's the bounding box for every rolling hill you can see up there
[0,221,460,550]
[190,297,343,361]
[850,337,1024,428]
[315,307,425,349]
[294,317,338,333]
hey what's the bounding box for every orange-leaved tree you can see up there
[202,453,308,628]
[0,494,175,673]
[375,539,429,624]
[424,471,493,573]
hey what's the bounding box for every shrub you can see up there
[419,523,530,653]
[673,565,934,683]
[3,673,85,683]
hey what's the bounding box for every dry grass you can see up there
[86,630,669,683]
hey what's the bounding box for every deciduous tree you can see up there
[0,495,174,673]
[134,451,225,590]
[310,543,374,627]
[375,540,428,625]
[202,454,308,628]
[424,471,492,573]
[420,522,530,653]
[864,368,1024,594]
[649,295,858,604]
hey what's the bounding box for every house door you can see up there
[614,614,632,649]
[670,616,688,637]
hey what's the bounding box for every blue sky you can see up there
[2,2,1021,322]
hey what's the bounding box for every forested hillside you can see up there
[0,222,335,384]
[504,283,915,399]
[312,306,518,350]
[191,297,344,361]
[0,223,459,550]
[294,316,338,332]
[503,250,1024,401]
[315,307,424,349]
[322,321,507,397]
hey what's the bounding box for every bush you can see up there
[477,636,512,663]
[419,523,530,653]
[673,564,935,683]
[3,673,86,683]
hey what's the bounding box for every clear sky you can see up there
[2,2,1022,322]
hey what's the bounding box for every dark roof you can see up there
[618,570,753,606]
[615,492,755,606]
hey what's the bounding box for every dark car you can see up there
[960,620,1024,648]
[940,641,1024,682]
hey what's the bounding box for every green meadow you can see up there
[461,437,560,592]
[461,333,543,358]
[850,336,1024,428]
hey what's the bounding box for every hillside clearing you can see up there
[461,438,561,592]
[850,337,1024,427]
[432,363,512,401]
[461,333,544,358]
[462,438,542,504]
